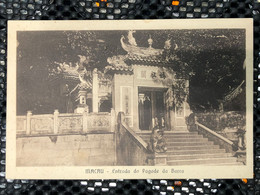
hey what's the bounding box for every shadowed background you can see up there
[17,29,245,115]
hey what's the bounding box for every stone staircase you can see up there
[138,131,241,166]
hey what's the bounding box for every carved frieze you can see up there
[88,115,110,130]
[30,117,54,134]
[58,116,83,133]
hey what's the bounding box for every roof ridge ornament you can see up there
[148,35,153,48]
[120,31,163,57]
[164,38,171,50]
[127,30,137,46]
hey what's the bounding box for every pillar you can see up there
[92,68,99,113]
[82,106,89,133]
[110,108,116,132]
[26,111,32,135]
[151,91,156,129]
[53,109,59,134]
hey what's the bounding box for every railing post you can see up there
[237,128,246,150]
[82,106,89,133]
[26,111,32,135]
[194,115,198,131]
[111,108,116,165]
[110,108,115,132]
[53,109,59,134]
[92,68,99,113]
[118,112,125,124]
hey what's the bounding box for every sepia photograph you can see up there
[6,19,253,179]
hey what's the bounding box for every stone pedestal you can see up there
[74,105,88,114]
[154,154,167,165]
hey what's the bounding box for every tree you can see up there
[164,29,245,112]
[16,29,245,115]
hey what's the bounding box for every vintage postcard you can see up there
[6,19,253,179]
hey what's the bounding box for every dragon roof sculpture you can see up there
[120,30,164,58]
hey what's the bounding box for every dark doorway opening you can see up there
[138,87,167,130]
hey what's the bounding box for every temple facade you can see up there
[103,31,191,132]
[48,31,191,132]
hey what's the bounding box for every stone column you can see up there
[92,68,99,113]
[184,80,191,117]
[110,108,115,132]
[53,109,59,134]
[170,110,176,131]
[82,106,89,133]
[26,111,32,135]
[151,91,156,129]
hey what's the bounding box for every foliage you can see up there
[150,67,188,109]
[160,30,245,111]
[196,111,246,131]
[17,29,245,114]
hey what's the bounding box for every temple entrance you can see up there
[138,87,167,130]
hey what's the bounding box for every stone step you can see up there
[140,134,204,139]
[138,133,199,139]
[141,137,208,142]
[166,145,220,151]
[138,131,199,135]
[167,153,233,161]
[166,148,226,155]
[204,162,244,166]
[138,133,201,137]
[138,132,199,136]
[167,135,204,139]
[165,138,209,142]
[167,157,238,166]
[165,141,214,147]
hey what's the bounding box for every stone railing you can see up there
[16,108,116,137]
[195,121,235,153]
[116,112,154,166]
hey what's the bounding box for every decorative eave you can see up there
[49,72,81,82]
[63,74,80,81]
[104,66,133,75]
[126,55,163,64]
[125,57,183,68]
[78,83,92,90]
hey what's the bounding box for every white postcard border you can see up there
[6,19,253,179]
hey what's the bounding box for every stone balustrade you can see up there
[16,108,116,137]
[116,112,154,166]
[195,121,235,153]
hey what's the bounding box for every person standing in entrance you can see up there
[143,95,152,130]
[138,95,145,130]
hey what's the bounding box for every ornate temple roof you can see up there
[105,31,185,74]
[49,62,92,91]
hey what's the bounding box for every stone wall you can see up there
[116,112,153,166]
[16,133,115,166]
